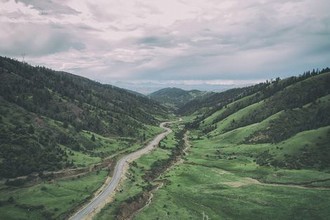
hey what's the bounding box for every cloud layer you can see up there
[1,0,329,92]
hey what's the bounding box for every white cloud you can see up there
[0,0,329,92]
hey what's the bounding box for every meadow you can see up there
[133,116,330,219]
[0,170,107,219]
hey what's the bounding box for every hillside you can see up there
[185,69,330,169]
[148,87,209,109]
[177,84,267,116]
[118,69,330,220]
[0,56,167,179]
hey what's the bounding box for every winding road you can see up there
[70,122,172,220]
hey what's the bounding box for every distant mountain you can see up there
[148,87,211,109]
[0,56,167,178]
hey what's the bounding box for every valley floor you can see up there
[134,130,330,220]
[96,119,330,220]
[1,120,329,220]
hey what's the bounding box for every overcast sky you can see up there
[1,0,329,93]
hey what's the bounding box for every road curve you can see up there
[70,122,172,220]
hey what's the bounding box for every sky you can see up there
[0,0,329,94]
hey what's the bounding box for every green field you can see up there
[135,163,330,220]
[134,128,330,220]
[0,170,107,219]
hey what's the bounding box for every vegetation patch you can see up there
[0,170,108,219]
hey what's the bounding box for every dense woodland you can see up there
[0,57,166,135]
[0,56,167,178]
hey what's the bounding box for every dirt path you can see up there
[223,176,330,190]
[129,182,164,220]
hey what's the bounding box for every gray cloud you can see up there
[0,0,329,93]
[0,22,85,56]
[15,0,80,16]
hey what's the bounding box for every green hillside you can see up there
[0,56,167,179]
[186,69,330,169]
[130,69,330,220]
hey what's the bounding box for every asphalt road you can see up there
[70,122,172,220]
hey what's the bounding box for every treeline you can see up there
[0,56,167,137]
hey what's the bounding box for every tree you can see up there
[63,121,68,128]
[28,125,35,134]
[91,134,96,142]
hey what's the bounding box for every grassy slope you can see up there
[136,163,330,220]
[135,73,330,220]
[134,125,330,220]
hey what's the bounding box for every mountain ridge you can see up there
[148,87,211,109]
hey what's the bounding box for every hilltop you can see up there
[148,87,210,109]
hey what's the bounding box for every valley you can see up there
[70,122,172,220]
[96,69,330,220]
[0,57,330,220]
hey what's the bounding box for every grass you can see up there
[61,145,101,167]
[101,74,330,219]
[135,162,330,220]
[137,148,170,170]
[135,164,330,220]
[201,93,257,127]
[210,101,264,135]
[64,123,165,167]
[209,111,282,143]
[271,126,330,161]
[0,170,108,219]
[95,121,183,220]
[95,147,172,220]
[133,119,330,220]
